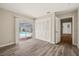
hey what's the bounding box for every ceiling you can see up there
[0,3,79,18]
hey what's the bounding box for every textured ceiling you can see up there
[0,3,79,18]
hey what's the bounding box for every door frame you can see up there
[60,17,72,44]
[15,17,34,44]
[61,17,72,36]
[55,15,75,45]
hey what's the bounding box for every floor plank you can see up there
[0,39,79,56]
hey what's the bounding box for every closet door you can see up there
[35,16,51,42]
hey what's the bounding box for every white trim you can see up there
[15,17,19,44]
[0,42,15,48]
[36,38,55,44]
[72,16,75,45]
[32,19,36,40]
[50,41,56,44]
[77,8,79,48]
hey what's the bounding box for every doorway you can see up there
[15,18,33,44]
[60,17,72,44]
[19,23,32,41]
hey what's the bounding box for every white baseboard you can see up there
[36,38,56,44]
[50,41,56,44]
[0,42,15,48]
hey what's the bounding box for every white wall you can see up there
[0,8,33,47]
[78,8,79,48]
[0,9,15,47]
[35,13,55,44]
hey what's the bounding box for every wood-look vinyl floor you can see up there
[0,39,79,56]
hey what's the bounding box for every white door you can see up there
[56,17,61,43]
